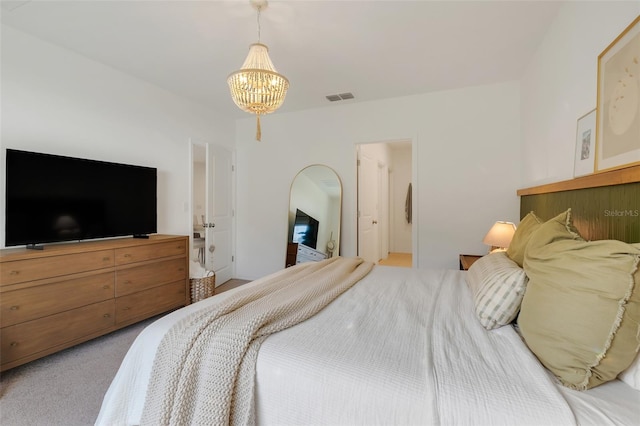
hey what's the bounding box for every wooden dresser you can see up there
[286,242,298,268]
[0,234,189,371]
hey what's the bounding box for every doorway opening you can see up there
[190,141,235,286]
[356,140,413,267]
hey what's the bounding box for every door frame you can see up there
[188,139,236,283]
[355,137,418,268]
[378,162,390,261]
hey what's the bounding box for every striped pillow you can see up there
[466,252,528,330]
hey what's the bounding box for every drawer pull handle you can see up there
[10,342,18,347]
[103,257,110,261]
[103,285,110,290]
[124,280,132,285]
[122,307,131,311]
[178,268,184,272]
[103,313,111,318]
[124,254,132,258]
[10,270,19,276]
[10,305,19,311]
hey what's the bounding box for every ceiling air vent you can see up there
[326,92,355,102]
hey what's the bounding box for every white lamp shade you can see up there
[483,221,517,250]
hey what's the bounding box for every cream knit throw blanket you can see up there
[140,256,373,426]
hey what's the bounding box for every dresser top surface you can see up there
[0,234,187,262]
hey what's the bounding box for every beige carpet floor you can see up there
[0,280,250,426]
[0,316,156,426]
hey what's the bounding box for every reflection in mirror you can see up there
[286,165,342,267]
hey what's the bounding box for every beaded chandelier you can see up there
[227,0,289,141]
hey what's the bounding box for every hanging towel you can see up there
[405,183,412,224]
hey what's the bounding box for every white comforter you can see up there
[96,265,640,425]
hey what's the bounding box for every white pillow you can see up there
[465,252,528,330]
[619,352,640,391]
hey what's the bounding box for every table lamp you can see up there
[483,221,517,253]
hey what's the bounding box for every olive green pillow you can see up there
[519,209,640,390]
[506,211,543,267]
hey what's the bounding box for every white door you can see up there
[378,164,390,261]
[357,146,379,263]
[205,144,234,285]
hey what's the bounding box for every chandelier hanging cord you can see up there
[256,5,261,42]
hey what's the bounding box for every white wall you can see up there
[235,81,522,279]
[521,2,640,186]
[12,2,617,277]
[390,144,412,253]
[0,25,235,249]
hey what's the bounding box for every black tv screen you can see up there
[5,149,157,247]
[292,208,319,249]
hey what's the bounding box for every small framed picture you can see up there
[574,108,596,177]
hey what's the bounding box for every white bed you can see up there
[96,263,639,426]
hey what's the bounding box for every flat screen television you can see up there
[292,208,319,249]
[5,149,157,248]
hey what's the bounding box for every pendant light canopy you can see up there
[227,0,289,141]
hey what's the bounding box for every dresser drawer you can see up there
[297,245,327,262]
[115,239,187,265]
[1,300,115,365]
[116,258,186,296]
[1,272,115,327]
[115,280,185,324]
[1,250,114,286]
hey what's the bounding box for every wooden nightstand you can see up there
[459,254,483,271]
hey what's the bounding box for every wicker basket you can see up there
[190,272,215,303]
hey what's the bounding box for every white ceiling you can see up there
[0,0,562,119]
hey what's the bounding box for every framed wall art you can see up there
[595,15,640,172]
[574,108,596,177]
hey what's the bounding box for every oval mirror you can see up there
[286,165,342,268]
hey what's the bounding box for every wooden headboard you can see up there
[517,165,640,243]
